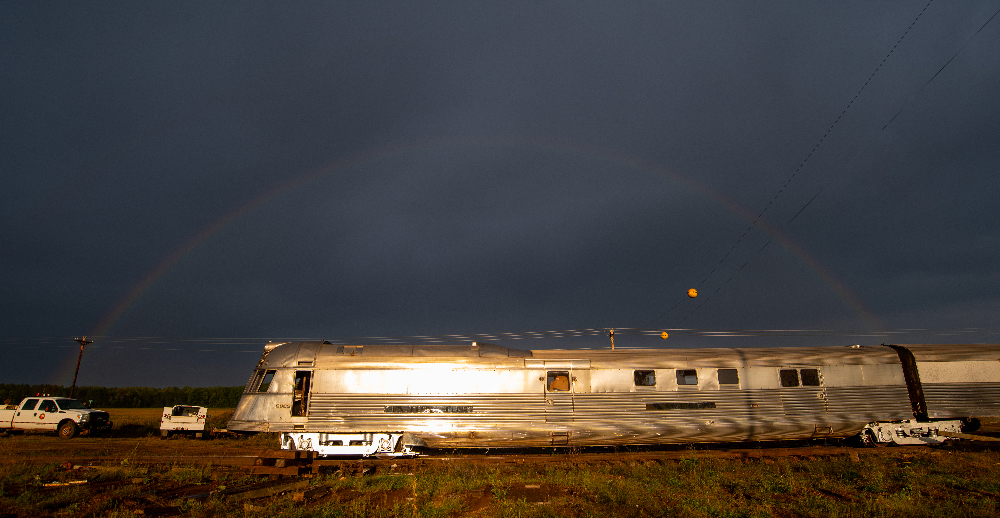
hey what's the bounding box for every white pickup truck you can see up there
[0,397,112,438]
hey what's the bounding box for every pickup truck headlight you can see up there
[79,413,90,423]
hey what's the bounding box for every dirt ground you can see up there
[3,410,1000,517]
[0,408,266,462]
[3,438,1000,517]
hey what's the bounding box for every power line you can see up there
[689,0,936,292]
[2,326,998,352]
[676,187,825,325]
[654,1,1000,327]
[882,4,1000,131]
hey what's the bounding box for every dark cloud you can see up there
[2,1,999,386]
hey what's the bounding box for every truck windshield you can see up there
[56,400,89,410]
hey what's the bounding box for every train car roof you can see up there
[255,341,931,369]
[892,344,1000,362]
[529,345,903,367]
[258,341,533,369]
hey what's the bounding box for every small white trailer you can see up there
[160,405,208,438]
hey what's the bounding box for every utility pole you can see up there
[69,336,93,399]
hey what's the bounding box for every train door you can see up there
[777,367,831,437]
[536,360,591,424]
[292,371,312,417]
[778,368,828,416]
[545,370,574,422]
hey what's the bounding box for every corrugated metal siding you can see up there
[308,393,545,421]
[825,386,913,421]
[292,389,885,445]
[779,388,826,416]
[231,343,999,443]
[923,382,1000,419]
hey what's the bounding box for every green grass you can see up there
[2,448,1000,517]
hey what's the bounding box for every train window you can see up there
[676,369,698,386]
[718,369,740,385]
[800,369,821,386]
[547,371,571,391]
[634,370,656,386]
[779,369,800,387]
[256,370,276,392]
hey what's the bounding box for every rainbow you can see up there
[64,134,879,384]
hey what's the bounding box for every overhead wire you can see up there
[882,5,1000,131]
[689,0,935,289]
[676,187,824,325]
[12,6,1000,357]
[2,325,999,352]
[650,0,1000,327]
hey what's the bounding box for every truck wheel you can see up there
[58,421,78,439]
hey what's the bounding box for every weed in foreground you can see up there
[4,447,1000,517]
[163,465,212,485]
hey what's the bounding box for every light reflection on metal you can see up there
[228,341,1000,453]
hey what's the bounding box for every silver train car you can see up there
[227,341,1000,456]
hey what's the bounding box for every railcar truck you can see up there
[0,397,112,438]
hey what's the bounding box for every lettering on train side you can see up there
[646,402,717,410]
[384,405,474,414]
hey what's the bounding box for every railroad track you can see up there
[0,444,962,473]
[7,436,999,476]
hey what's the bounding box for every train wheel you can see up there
[852,429,878,448]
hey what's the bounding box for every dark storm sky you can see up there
[3,2,999,387]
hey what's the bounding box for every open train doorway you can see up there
[545,370,574,423]
[292,371,311,417]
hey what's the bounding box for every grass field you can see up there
[2,440,1000,517]
[3,411,1000,516]
[100,407,235,437]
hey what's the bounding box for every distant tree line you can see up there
[0,384,244,408]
